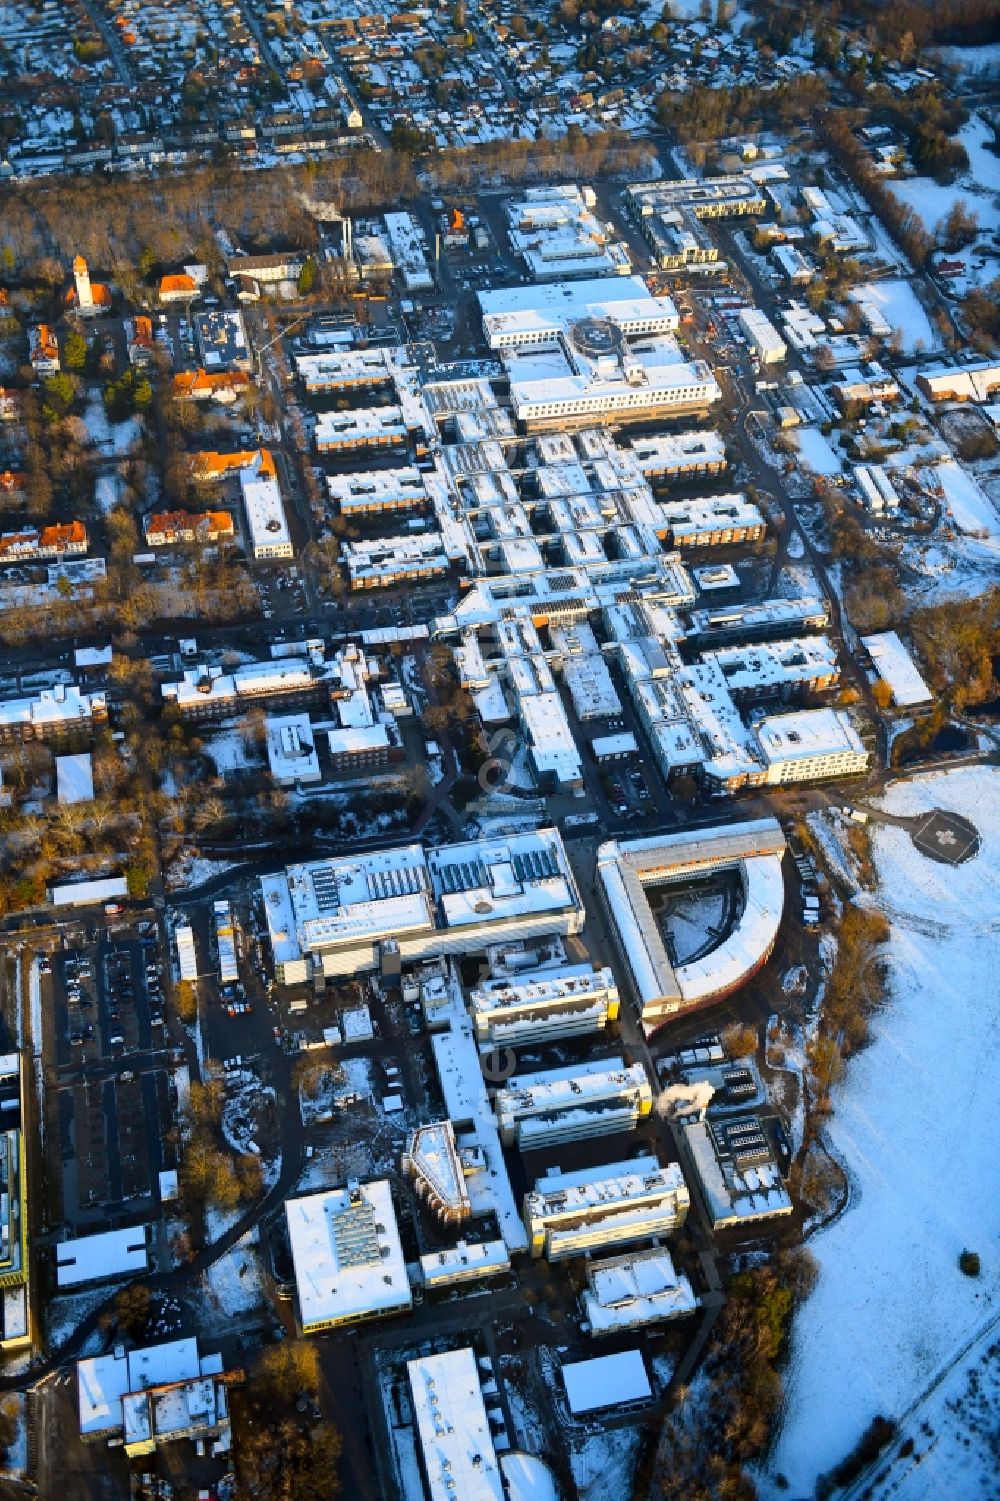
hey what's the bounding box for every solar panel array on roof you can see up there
[331,1197,381,1270]
[368,865,426,900]
[437,858,489,894]
[311,866,341,914]
[511,847,559,883]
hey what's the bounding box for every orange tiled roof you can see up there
[172,369,251,397]
[160,273,198,296]
[39,520,87,549]
[190,448,275,480]
[146,509,235,540]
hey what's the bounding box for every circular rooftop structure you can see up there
[569,316,624,360]
[501,1452,559,1501]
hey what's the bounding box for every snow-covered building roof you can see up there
[596,821,786,1029]
[562,1349,651,1415]
[407,1348,505,1501]
[495,1058,652,1147]
[55,752,94,805]
[56,1226,148,1288]
[77,1337,230,1451]
[682,1118,793,1229]
[468,963,618,1048]
[524,1155,690,1261]
[861,631,933,708]
[285,1179,411,1333]
[582,1246,698,1335]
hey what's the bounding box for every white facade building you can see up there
[738,307,787,364]
[241,470,293,559]
[524,1155,690,1261]
[262,829,584,985]
[407,1349,505,1501]
[495,1058,653,1147]
[266,713,321,786]
[285,1179,411,1333]
[582,1246,698,1335]
[755,707,868,784]
[467,963,619,1049]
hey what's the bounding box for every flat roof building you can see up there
[658,493,765,548]
[478,278,719,431]
[861,630,933,709]
[738,307,787,365]
[262,828,584,985]
[285,1179,411,1333]
[266,713,322,786]
[562,1349,652,1415]
[506,184,632,282]
[407,1349,505,1501]
[681,1117,793,1231]
[419,1239,510,1290]
[755,707,868,784]
[495,1058,653,1148]
[0,684,107,745]
[241,469,293,559]
[625,177,766,221]
[56,1226,148,1288]
[468,963,619,1049]
[77,1336,232,1456]
[628,430,727,479]
[524,1155,689,1261]
[597,821,786,1030]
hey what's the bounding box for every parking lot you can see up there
[49,931,177,1226]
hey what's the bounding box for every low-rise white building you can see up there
[241,470,293,559]
[407,1349,505,1501]
[862,630,933,709]
[524,1155,690,1261]
[738,307,787,364]
[468,962,619,1048]
[285,1179,411,1333]
[581,1246,698,1336]
[419,1239,510,1290]
[755,707,868,784]
[266,713,321,786]
[496,1057,652,1147]
[77,1337,232,1456]
[56,1226,148,1288]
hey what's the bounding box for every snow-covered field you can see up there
[933,459,1000,540]
[887,113,1000,237]
[849,280,937,354]
[763,766,1000,1499]
[201,1229,266,1319]
[794,426,843,476]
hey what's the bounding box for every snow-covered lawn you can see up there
[886,114,1000,237]
[933,459,1000,540]
[568,1427,643,1501]
[849,280,937,354]
[201,1228,266,1319]
[762,766,1000,1499]
[82,392,142,456]
[794,426,842,476]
